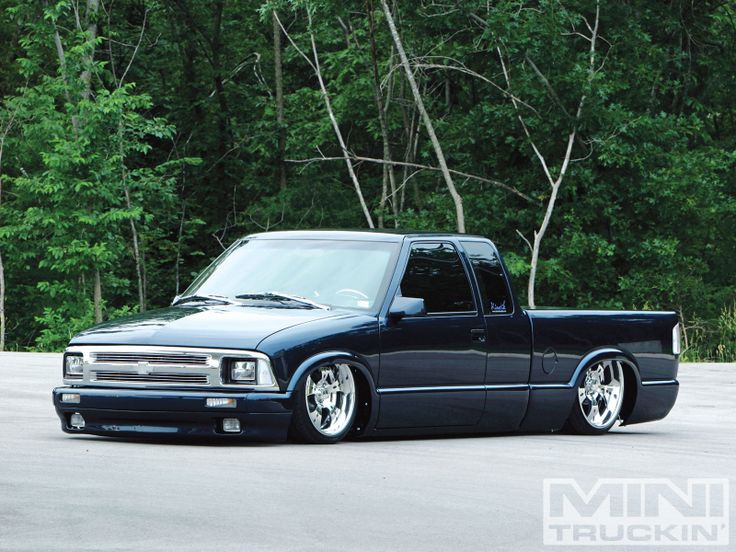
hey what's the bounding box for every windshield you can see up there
[182,238,400,311]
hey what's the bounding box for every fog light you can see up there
[69,412,85,430]
[61,393,80,404]
[222,418,241,433]
[206,397,236,408]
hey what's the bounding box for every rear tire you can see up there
[565,359,625,435]
[290,363,357,444]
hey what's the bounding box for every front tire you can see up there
[290,363,357,444]
[565,359,625,435]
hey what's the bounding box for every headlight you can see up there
[225,358,276,387]
[230,360,257,382]
[64,354,84,379]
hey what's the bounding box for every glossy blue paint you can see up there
[52,387,293,440]
[54,230,680,441]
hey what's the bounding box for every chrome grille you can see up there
[63,345,279,391]
[93,371,209,384]
[93,352,209,366]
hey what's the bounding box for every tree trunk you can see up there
[210,0,231,183]
[118,117,146,313]
[0,93,16,351]
[124,186,146,312]
[496,2,599,307]
[80,0,100,101]
[175,201,186,296]
[274,12,374,228]
[0,249,5,351]
[93,268,102,323]
[273,11,287,191]
[368,1,398,227]
[380,0,465,233]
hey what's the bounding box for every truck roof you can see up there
[245,229,490,243]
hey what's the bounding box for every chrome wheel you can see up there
[304,363,356,437]
[577,360,625,430]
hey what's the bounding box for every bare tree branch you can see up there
[274,11,375,228]
[515,229,533,253]
[286,154,537,204]
[118,7,148,87]
[381,0,465,232]
[368,0,399,227]
[410,57,538,113]
[498,1,600,307]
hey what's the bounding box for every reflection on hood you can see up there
[71,304,344,350]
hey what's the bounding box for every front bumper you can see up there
[53,386,294,441]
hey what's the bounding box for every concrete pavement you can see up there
[0,353,733,551]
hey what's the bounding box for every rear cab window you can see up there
[461,241,513,315]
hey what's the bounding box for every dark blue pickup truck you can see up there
[53,230,680,443]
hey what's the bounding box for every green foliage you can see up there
[683,304,736,363]
[0,0,733,360]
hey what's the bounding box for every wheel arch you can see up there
[571,347,642,424]
[286,350,378,436]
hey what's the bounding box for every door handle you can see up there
[470,328,486,343]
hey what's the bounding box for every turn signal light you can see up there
[206,397,236,408]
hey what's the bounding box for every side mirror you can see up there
[388,296,426,322]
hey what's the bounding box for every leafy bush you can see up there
[683,303,736,362]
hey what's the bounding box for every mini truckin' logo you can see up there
[543,478,730,546]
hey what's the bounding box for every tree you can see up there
[0,0,733,358]
[380,0,465,233]
[496,1,602,307]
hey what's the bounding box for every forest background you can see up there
[0,0,733,360]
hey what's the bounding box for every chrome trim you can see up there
[94,371,209,384]
[378,385,484,394]
[93,352,209,365]
[529,383,570,390]
[377,378,679,394]
[641,379,677,386]
[377,384,528,394]
[63,345,279,391]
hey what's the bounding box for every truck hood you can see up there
[69,304,344,350]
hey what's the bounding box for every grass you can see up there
[682,303,736,362]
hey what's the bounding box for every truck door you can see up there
[460,240,532,431]
[377,241,487,429]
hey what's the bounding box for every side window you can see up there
[461,241,512,315]
[400,242,475,314]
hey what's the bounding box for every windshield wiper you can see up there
[173,294,233,306]
[235,292,330,310]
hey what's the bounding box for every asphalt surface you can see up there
[0,353,733,551]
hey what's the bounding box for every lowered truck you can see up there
[54,230,679,443]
